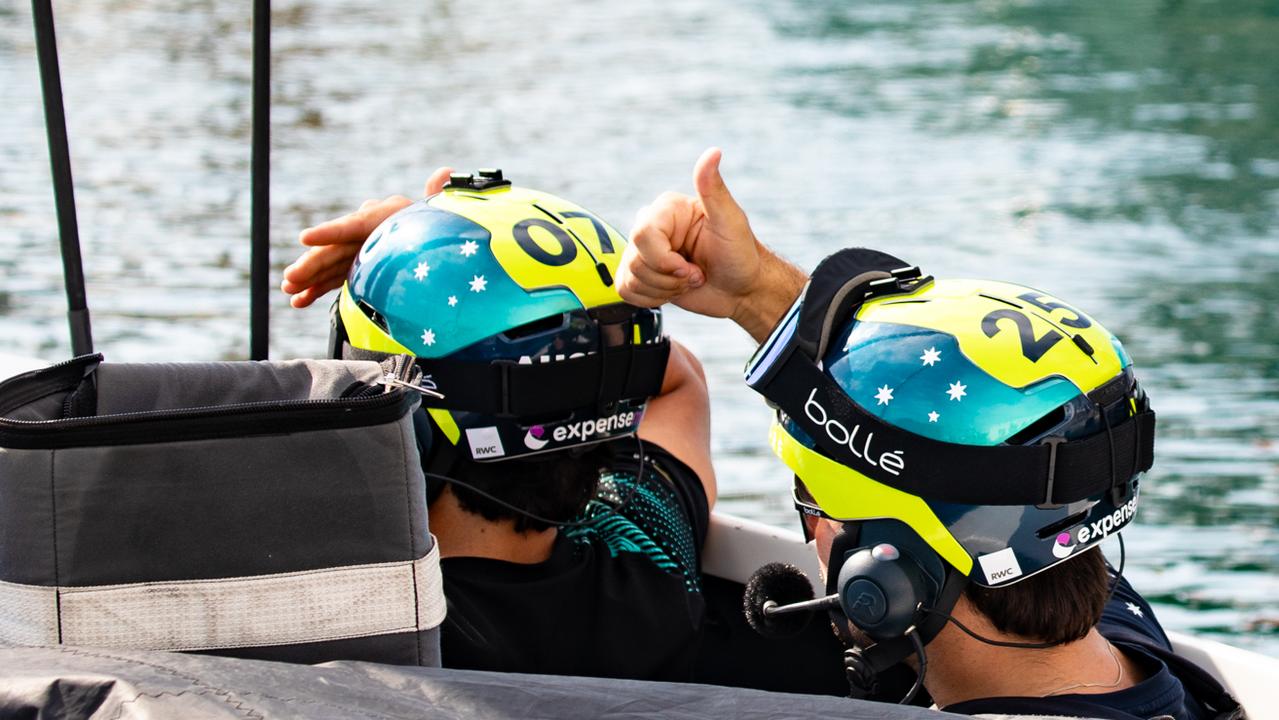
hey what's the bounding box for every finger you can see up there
[617,282,678,309]
[289,275,348,309]
[423,166,454,196]
[692,147,745,224]
[282,244,359,285]
[300,195,412,247]
[629,198,700,277]
[282,260,350,296]
[628,259,692,293]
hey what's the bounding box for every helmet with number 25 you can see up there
[331,170,669,466]
[745,249,1155,664]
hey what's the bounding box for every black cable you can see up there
[31,0,93,356]
[1104,532,1127,606]
[902,626,927,705]
[249,0,270,360]
[426,434,648,529]
[917,604,1059,649]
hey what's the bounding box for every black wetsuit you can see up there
[944,577,1243,719]
[438,442,709,681]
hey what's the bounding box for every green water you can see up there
[1,0,1276,654]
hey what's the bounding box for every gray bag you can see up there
[0,353,443,667]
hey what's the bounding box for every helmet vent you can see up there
[502,314,567,340]
[1036,510,1089,539]
[356,300,391,332]
[1004,405,1067,446]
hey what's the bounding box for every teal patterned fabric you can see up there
[563,467,702,595]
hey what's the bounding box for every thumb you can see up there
[693,147,744,224]
[423,166,454,196]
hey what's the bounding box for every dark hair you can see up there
[447,445,611,533]
[964,547,1110,645]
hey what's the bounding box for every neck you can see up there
[429,486,558,564]
[922,599,1145,707]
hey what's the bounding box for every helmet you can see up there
[332,170,668,464]
[745,249,1155,658]
[746,250,1156,588]
[773,274,1146,588]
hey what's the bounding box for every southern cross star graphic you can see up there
[413,261,430,280]
[920,347,941,366]
[946,381,967,401]
[460,240,479,257]
[874,385,895,405]
[421,328,436,346]
[1125,602,1144,618]
[928,411,940,423]
[447,295,458,307]
[469,275,488,293]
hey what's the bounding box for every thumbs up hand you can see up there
[618,148,806,342]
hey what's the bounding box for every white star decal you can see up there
[874,385,894,406]
[447,295,458,307]
[413,261,430,281]
[1125,602,1144,618]
[469,275,487,293]
[920,347,941,366]
[928,411,940,423]
[946,381,967,401]
[460,240,479,257]
[420,329,436,346]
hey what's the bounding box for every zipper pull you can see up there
[379,355,445,400]
[381,374,445,400]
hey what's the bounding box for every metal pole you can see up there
[250,0,270,360]
[31,0,93,356]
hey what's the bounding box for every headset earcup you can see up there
[836,545,930,643]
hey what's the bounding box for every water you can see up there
[2,0,1276,655]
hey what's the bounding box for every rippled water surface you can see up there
[2,0,1276,654]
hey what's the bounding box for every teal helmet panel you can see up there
[827,321,1082,446]
[348,202,584,358]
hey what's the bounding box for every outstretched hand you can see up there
[617,148,806,342]
[281,166,454,308]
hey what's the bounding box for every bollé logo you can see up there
[803,388,905,476]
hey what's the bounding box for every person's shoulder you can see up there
[1099,574,1173,651]
[599,440,710,532]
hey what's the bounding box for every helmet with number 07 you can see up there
[747,252,1155,595]
[332,170,668,464]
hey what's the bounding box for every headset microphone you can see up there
[743,563,833,638]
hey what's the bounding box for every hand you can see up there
[281,166,454,308]
[617,148,806,342]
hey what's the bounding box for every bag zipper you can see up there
[0,384,417,449]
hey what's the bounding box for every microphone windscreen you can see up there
[743,562,817,638]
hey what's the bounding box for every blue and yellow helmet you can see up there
[749,252,1153,589]
[334,170,668,462]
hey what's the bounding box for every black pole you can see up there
[249,0,270,360]
[32,0,93,357]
